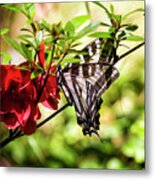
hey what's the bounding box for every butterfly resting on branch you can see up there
[57,38,120,141]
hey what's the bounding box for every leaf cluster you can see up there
[0,3,144,77]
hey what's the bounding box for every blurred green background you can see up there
[0,1,144,169]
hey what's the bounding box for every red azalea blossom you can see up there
[39,75,60,110]
[38,65,60,110]
[0,62,60,135]
[0,64,40,134]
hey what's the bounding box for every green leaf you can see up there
[126,35,144,41]
[21,28,33,34]
[125,25,138,31]
[65,21,75,37]
[20,43,33,61]
[118,30,126,40]
[40,19,51,32]
[122,8,144,21]
[2,35,26,58]
[24,3,35,13]
[62,57,81,65]
[29,4,36,19]
[76,22,100,39]
[19,38,36,49]
[0,52,11,64]
[65,15,90,37]
[17,34,33,40]
[36,31,43,43]
[31,69,43,79]
[89,32,111,39]
[44,37,54,45]
[58,39,66,48]
[69,15,90,29]
[16,65,29,71]
[2,4,22,13]
[46,50,52,65]
[23,4,35,19]
[110,4,114,14]
[70,42,82,48]
[25,19,33,26]
[24,4,33,9]
[0,28,9,36]
[100,22,111,27]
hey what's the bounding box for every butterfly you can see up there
[57,38,119,139]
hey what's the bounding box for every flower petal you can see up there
[0,112,19,129]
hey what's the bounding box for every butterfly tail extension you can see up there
[81,98,103,138]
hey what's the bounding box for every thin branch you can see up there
[37,103,70,129]
[116,42,145,64]
[11,127,19,136]
[0,103,70,149]
[0,131,22,149]
[85,2,91,16]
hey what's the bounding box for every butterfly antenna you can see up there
[95,132,104,143]
[90,130,104,143]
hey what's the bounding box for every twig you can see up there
[85,2,91,16]
[37,103,70,128]
[0,103,70,149]
[116,42,145,64]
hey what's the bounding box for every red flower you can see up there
[0,62,60,135]
[0,65,40,134]
[38,41,45,67]
[39,75,60,110]
[37,66,60,110]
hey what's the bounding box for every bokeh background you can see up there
[0,1,145,169]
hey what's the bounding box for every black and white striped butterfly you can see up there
[57,38,119,139]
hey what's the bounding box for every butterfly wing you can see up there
[74,38,104,63]
[58,63,119,136]
[74,38,117,64]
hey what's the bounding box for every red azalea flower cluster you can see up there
[0,42,60,135]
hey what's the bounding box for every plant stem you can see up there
[85,2,91,16]
[0,103,70,149]
[116,41,145,63]
[37,103,70,129]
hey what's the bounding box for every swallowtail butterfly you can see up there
[57,38,119,140]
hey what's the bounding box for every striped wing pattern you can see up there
[58,62,119,136]
[74,38,117,64]
[74,39,104,63]
[57,38,119,137]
